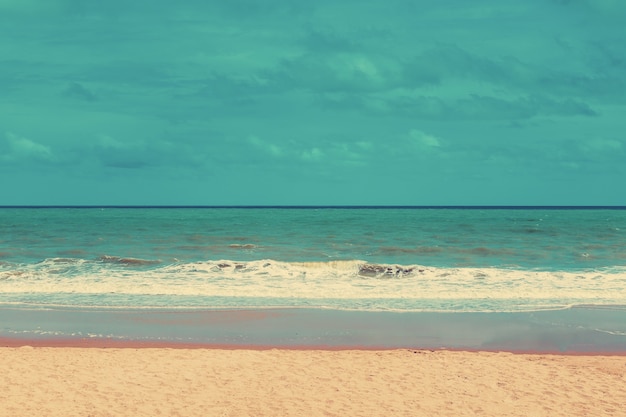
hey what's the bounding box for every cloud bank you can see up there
[1,0,624,204]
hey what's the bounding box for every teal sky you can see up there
[2,0,625,205]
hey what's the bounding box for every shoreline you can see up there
[2,305,626,354]
[2,337,626,356]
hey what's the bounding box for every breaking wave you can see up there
[1,258,625,312]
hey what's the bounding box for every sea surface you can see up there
[1,207,625,314]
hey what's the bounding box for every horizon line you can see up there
[1,205,625,209]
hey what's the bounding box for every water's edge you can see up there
[2,305,625,353]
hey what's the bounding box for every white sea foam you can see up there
[1,258,625,311]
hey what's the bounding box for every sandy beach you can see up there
[1,346,625,417]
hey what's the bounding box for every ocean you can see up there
[1,206,626,350]
[1,207,624,313]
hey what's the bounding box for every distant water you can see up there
[1,207,625,312]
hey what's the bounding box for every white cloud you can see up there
[248,135,283,157]
[300,147,324,161]
[278,51,401,93]
[98,134,129,150]
[408,129,442,148]
[355,141,374,150]
[3,132,55,162]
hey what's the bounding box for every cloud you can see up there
[454,95,597,119]
[408,130,442,149]
[84,134,203,171]
[327,142,369,166]
[579,138,624,153]
[401,129,449,163]
[402,45,515,88]
[306,40,607,120]
[62,82,97,101]
[2,132,55,162]
[273,51,401,94]
[1,0,625,205]
[401,43,625,104]
[89,134,148,169]
[248,135,284,157]
[245,134,376,168]
[299,28,359,53]
[192,73,272,102]
[320,91,597,121]
[300,147,324,161]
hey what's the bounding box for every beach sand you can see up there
[1,345,625,417]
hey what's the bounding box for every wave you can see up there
[195,260,421,278]
[1,258,625,312]
[2,257,624,277]
[594,328,626,336]
[98,255,162,266]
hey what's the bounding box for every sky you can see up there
[1,0,625,205]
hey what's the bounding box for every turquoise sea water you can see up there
[1,207,625,313]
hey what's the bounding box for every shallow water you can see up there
[1,305,625,352]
